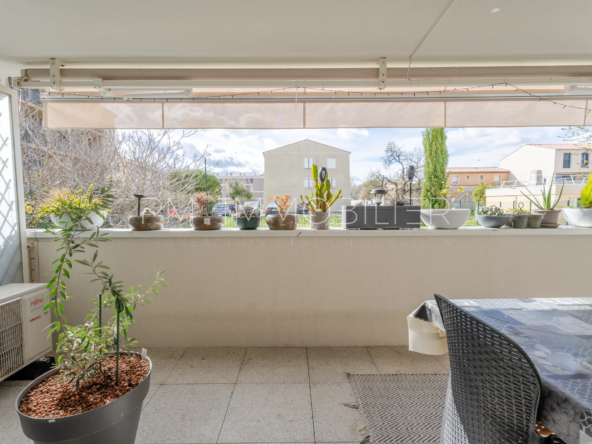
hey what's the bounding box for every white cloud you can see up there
[335,128,370,140]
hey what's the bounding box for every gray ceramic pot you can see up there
[476,215,510,228]
[527,213,543,228]
[511,214,529,229]
[266,214,298,230]
[310,212,330,230]
[17,354,151,444]
[533,209,560,228]
[190,215,224,230]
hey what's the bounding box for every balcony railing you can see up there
[494,175,589,189]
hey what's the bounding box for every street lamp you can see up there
[407,166,416,206]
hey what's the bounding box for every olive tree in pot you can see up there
[562,179,592,227]
[300,164,342,230]
[16,188,167,444]
[521,177,565,228]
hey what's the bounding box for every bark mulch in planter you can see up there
[19,354,150,419]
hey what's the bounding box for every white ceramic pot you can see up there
[50,210,107,230]
[561,208,592,228]
[420,209,471,229]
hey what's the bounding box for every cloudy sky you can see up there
[180,126,567,183]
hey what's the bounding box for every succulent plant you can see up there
[193,192,216,216]
[478,206,505,216]
[236,205,260,218]
[521,176,564,210]
[300,164,342,213]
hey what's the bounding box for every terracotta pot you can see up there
[310,212,330,230]
[266,214,298,230]
[190,215,224,230]
[533,209,561,228]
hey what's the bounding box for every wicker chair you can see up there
[435,294,564,444]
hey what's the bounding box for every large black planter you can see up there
[16,355,151,444]
[235,216,261,230]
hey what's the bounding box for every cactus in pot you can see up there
[300,164,342,230]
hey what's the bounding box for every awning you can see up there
[43,98,590,129]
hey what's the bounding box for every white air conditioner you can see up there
[0,283,52,381]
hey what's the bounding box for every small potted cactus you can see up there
[300,164,342,230]
[190,192,224,230]
[267,195,298,230]
[476,206,509,228]
[235,205,261,230]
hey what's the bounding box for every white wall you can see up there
[28,229,591,348]
[501,145,556,182]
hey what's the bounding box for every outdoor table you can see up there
[409,298,592,444]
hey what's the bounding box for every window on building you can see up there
[563,152,571,168]
[479,175,484,182]
[304,158,313,168]
[466,175,470,180]
[494,174,501,183]
[327,158,336,169]
[582,153,589,168]
[451,175,459,184]
[330,178,336,187]
[304,178,314,188]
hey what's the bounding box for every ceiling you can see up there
[1,0,591,76]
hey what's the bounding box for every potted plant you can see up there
[506,204,532,228]
[16,189,167,444]
[267,195,298,230]
[420,186,471,229]
[562,179,592,227]
[521,177,565,228]
[234,205,261,230]
[190,192,224,230]
[37,185,111,230]
[476,206,509,228]
[300,164,342,230]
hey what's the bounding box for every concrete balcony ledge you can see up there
[26,225,592,239]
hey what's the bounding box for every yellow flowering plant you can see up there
[440,186,467,208]
[37,185,111,221]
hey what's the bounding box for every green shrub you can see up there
[580,180,592,208]
[420,128,448,209]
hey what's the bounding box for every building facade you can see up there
[263,140,351,211]
[217,173,265,203]
[447,167,510,187]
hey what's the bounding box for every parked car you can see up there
[243,201,261,211]
[266,203,279,215]
[297,203,309,214]
[212,203,236,216]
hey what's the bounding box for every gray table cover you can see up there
[412,297,592,444]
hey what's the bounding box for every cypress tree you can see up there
[421,128,449,209]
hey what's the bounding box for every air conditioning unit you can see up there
[0,283,52,382]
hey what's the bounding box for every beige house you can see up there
[447,167,510,187]
[263,140,351,211]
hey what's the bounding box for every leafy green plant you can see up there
[193,192,218,216]
[472,182,492,206]
[300,164,342,212]
[229,181,253,203]
[236,205,259,218]
[43,186,167,390]
[506,206,532,215]
[478,206,505,216]
[421,128,448,209]
[580,179,592,208]
[521,177,564,210]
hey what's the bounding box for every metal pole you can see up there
[409,180,412,206]
[116,309,120,385]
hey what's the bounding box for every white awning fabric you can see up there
[43,99,590,129]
